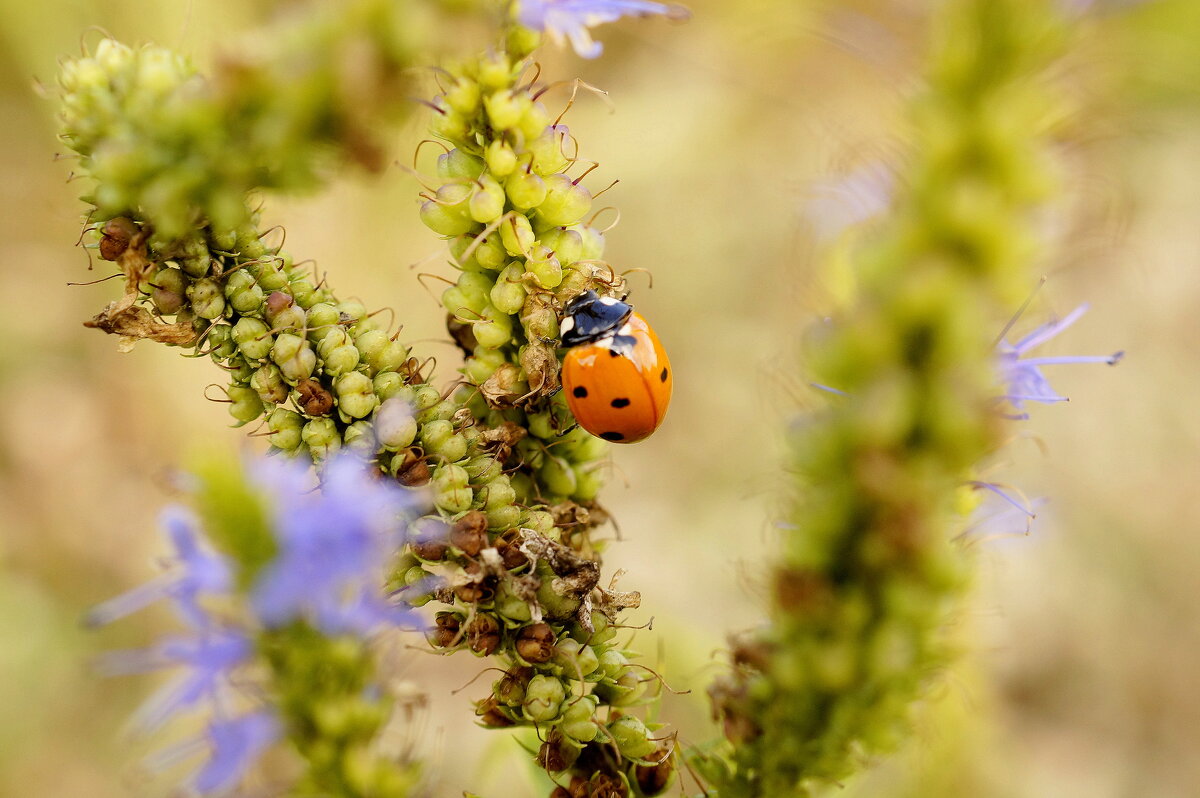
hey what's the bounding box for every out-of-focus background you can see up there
[1,1,1197,796]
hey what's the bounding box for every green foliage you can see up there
[704,0,1069,795]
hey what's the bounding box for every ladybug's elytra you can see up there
[560,291,672,443]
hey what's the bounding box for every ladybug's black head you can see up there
[560,290,633,347]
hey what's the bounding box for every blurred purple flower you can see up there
[192,711,281,794]
[249,454,423,635]
[92,453,423,795]
[85,507,230,630]
[996,304,1123,419]
[518,0,685,58]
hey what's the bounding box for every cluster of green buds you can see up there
[393,29,678,795]
[700,0,1070,794]
[417,28,623,507]
[59,11,668,795]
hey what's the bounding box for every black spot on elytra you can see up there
[572,386,588,398]
[600,431,625,441]
[610,397,631,408]
[660,367,668,382]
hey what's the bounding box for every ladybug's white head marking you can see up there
[598,296,620,307]
[560,316,575,335]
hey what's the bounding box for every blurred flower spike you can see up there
[516,0,689,58]
[996,304,1124,419]
[93,453,425,795]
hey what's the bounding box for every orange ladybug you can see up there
[559,291,672,443]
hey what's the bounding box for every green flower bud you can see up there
[595,666,647,707]
[473,305,515,350]
[527,125,571,175]
[505,169,547,210]
[224,269,264,314]
[302,417,341,460]
[476,51,512,90]
[482,474,516,510]
[523,510,556,537]
[526,245,563,289]
[250,364,288,404]
[494,580,533,623]
[539,227,584,266]
[429,97,470,141]
[576,224,606,260]
[560,696,600,743]
[375,397,418,450]
[270,333,317,382]
[458,454,498,486]
[553,638,600,680]
[445,79,481,116]
[523,675,566,723]
[288,279,319,309]
[539,455,577,497]
[537,175,593,227]
[437,148,485,181]
[485,139,518,177]
[608,715,657,760]
[227,357,254,384]
[324,344,361,377]
[343,420,375,456]
[187,277,225,320]
[306,302,340,342]
[337,300,367,325]
[419,419,453,452]
[267,407,303,451]
[499,213,535,256]
[573,464,605,503]
[469,175,506,224]
[206,324,236,360]
[519,102,550,141]
[373,371,407,402]
[420,198,475,237]
[150,266,188,315]
[413,385,442,412]
[252,259,289,291]
[232,318,272,361]
[317,326,350,358]
[490,263,528,315]
[474,232,507,270]
[432,463,472,513]
[484,90,528,131]
[227,385,263,426]
[335,372,377,419]
[485,504,520,531]
[179,249,212,278]
[354,328,389,366]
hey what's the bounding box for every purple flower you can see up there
[192,711,281,794]
[249,454,423,635]
[100,625,254,733]
[85,507,230,630]
[517,0,686,58]
[996,304,1123,419]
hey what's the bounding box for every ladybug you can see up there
[559,290,672,443]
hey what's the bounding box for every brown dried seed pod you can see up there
[428,612,462,648]
[632,747,674,796]
[410,517,450,560]
[296,378,335,416]
[475,695,515,727]
[450,509,488,556]
[394,448,432,487]
[515,622,556,663]
[454,561,496,604]
[466,613,501,655]
[496,528,530,570]
[537,728,580,773]
[98,217,139,261]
